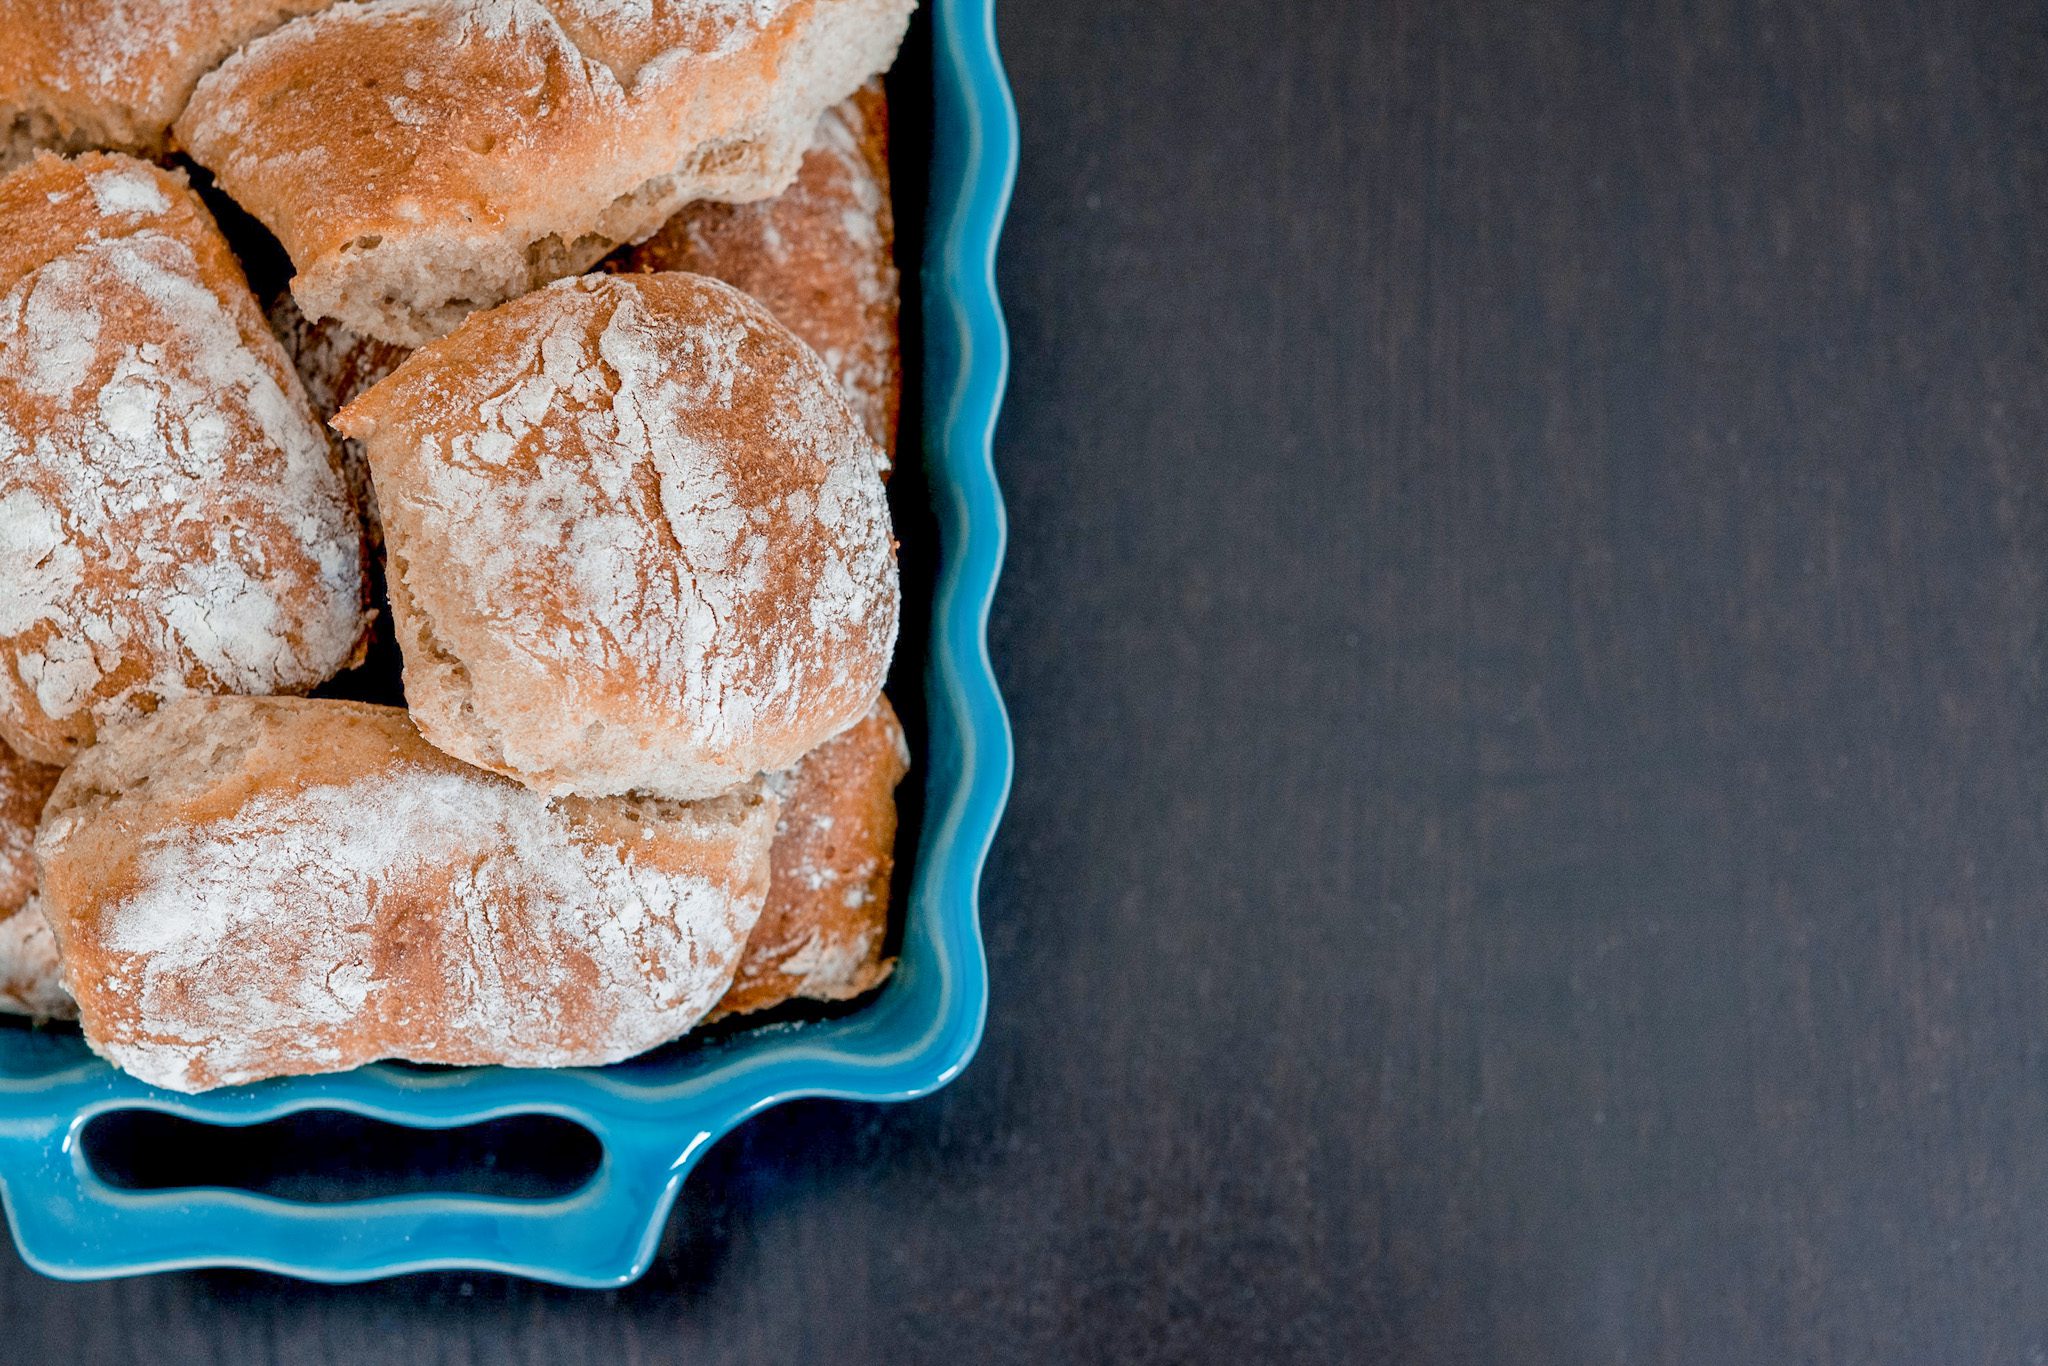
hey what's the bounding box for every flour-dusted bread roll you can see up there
[36,696,780,1093]
[0,0,329,169]
[175,0,917,345]
[0,152,368,764]
[713,693,905,1018]
[263,291,411,547]
[334,271,898,800]
[0,740,63,1017]
[617,80,899,462]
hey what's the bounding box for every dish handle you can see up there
[0,1101,704,1288]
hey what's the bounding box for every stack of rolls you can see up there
[0,0,916,1093]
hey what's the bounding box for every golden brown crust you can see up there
[335,271,897,800]
[0,152,369,764]
[0,0,331,168]
[174,0,916,345]
[618,81,899,463]
[713,692,906,1018]
[37,696,780,1092]
[0,741,63,1016]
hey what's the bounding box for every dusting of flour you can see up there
[0,190,363,752]
[91,763,760,1091]
[366,273,895,793]
[85,166,168,216]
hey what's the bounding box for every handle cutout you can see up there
[79,1110,602,1204]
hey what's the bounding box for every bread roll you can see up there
[0,152,368,763]
[0,0,329,169]
[284,76,902,546]
[0,741,63,1017]
[714,693,905,1018]
[617,81,899,463]
[37,696,779,1093]
[175,0,916,345]
[263,290,411,547]
[334,271,898,801]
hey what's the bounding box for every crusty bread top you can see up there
[335,271,898,800]
[714,691,905,1017]
[545,0,804,83]
[618,80,899,462]
[0,0,330,167]
[174,0,915,344]
[0,152,368,763]
[0,741,56,920]
[37,696,779,1091]
[181,0,683,275]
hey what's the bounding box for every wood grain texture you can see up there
[8,0,2048,1360]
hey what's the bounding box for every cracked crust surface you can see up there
[175,0,915,345]
[0,151,369,764]
[335,271,897,800]
[0,0,330,169]
[37,696,780,1092]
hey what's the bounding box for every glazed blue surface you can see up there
[0,0,1017,1289]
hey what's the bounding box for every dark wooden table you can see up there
[9,1,2048,1360]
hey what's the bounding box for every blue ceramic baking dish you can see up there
[0,0,1015,1288]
